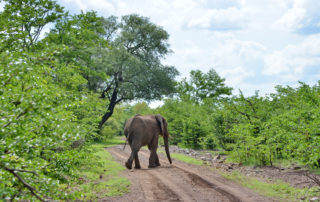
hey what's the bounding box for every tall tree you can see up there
[0,0,64,52]
[97,14,178,130]
[177,69,232,103]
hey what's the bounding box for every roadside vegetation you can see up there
[221,171,319,201]
[165,150,320,201]
[75,138,130,200]
[158,150,203,166]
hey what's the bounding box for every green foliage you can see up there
[130,102,154,115]
[0,0,64,52]
[45,11,110,90]
[157,69,232,149]
[0,47,105,200]
[177,68,232,103]
[71,92,106,141]
[159,67,320,169]
[157,99,215,149]
[225,83,320,167]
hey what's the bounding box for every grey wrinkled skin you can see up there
[124,114,172,169]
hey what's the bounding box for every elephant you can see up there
[123,114,172,169]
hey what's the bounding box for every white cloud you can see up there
[185,6,254,30]
[59,0,255,32]
[165,32,267,95]
[274,0,320,34]
[64,0,88,10]
[263,34,320,81]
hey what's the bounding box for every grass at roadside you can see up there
[170,153,203,165]
[158,149,203,166]
[311,168,320,175]
[219,170,320,201]
[74,137,130,200]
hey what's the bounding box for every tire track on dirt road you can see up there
[138,150,251,202]
[108,148,182,201]
[139,149,271,202]
[138,149,240,202]
[107,145,261,201]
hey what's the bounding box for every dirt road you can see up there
[104,145,272,202]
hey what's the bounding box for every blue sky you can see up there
[2,0,320,97]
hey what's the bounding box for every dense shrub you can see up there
[0,49,105,200]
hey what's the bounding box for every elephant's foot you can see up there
[155,162,161,167]
[148,164,157,168]
[125,161,132,170]
[134,165,141,169]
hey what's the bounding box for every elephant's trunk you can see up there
[164,135,172,164]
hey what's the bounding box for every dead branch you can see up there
[304,171,320,186]
[3,107,30,128]
[4,167,46,201]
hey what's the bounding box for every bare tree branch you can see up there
[245,99,257,115]
[233,106,252,123]
[304,171,320,186]
[4,167,46,201]
[3,75,14,86]
[8,168,39,176]
[3,108,30,128]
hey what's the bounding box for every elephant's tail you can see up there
[123,138,127,150]
[123,131,131,150]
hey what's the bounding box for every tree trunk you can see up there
[98,87,118,131]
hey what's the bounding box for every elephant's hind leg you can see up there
[155,153,160,166]
[125,144,140,170]
[125,155,133,169]
[134,153,141,169]
[148,134,160,168]
[148,150,160,168]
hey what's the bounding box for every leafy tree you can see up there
[97,14,178,130]
[177,69,232,103]
[0,0,64,52]
[45,11,112,90]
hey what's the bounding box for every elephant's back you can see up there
[127,115,159,133]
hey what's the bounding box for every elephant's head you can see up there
[155,115,172,164]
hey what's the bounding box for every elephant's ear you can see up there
[155,114,165,136]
